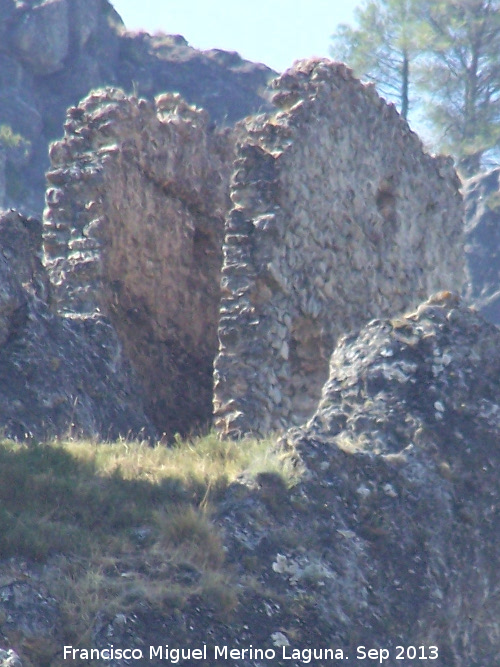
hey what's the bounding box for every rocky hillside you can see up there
[0,3,499,664]
[1,293,499,666]
[0,0,274,215]
[0,209,155,441]
[270,292,500,666]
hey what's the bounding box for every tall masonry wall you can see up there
[44,88,233,436]
[213,59,465,438]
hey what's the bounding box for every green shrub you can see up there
[0,124,29,151]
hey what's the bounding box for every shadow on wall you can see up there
[43,61,464,440]
[44,89,232,438]
[288,315,331,427]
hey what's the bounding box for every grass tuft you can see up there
[0,432,299,663]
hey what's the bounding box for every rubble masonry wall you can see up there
[43,88,233,436]
[213,59,465,438]
[42,61,465,440]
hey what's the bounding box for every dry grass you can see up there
[0,431,299,661]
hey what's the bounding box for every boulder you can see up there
[213,292,500,666]
[68,0,101,50]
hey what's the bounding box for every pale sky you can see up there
[111,0,360,72]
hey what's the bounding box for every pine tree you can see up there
[330,0,500,176]
[330,0,422,119]
[417,0,500,175]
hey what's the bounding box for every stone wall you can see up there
[43,60,466,441]
[214,59,465,438]
[44,89,234,436]
[0,0,273,217]
[463,168,500,324]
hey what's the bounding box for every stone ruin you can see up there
[463,167,500,325]
[42,59,465,440]
[214,59,464,437]
[44,88,233,436]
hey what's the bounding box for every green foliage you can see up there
[0,124,28,151]
[330,0,500,175]
[330,0,423,119]
[0,124,31,201]
[0,124,31,163]
[0,434,292,559]
[415,0,500,175]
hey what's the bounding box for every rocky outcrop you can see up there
[463,168,500,324]
[273,292,500,665]
[44,88,234,436]
[0,0,124,214]
[0,649,20,667]
[0,0,274,215]
[10,0,72,75]
[0,209,155,441]
[214,59,465,438]
[115,32,274,124]
[2,293,499,666]
[214,292,500,666]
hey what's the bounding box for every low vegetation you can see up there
[0,124,30,154]
[0,432,298,662]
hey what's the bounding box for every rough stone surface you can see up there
[115,32,275,125]
[215,292,500,666]
[0,0,274,216]
[0,649,22,667]
[0,209,155,442]
[44,89,234,436]
[42,61,467,439]
[0,234,29,348]
[2,294,499,666]
[463,167,500,324]
[10,0,70,75]
[214,59,465,438]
